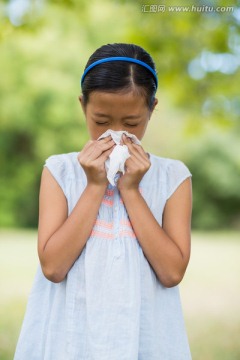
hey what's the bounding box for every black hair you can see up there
[81,43,157,110]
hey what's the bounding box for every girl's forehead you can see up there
[87,91,147,109]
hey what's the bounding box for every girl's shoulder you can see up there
[148,153,192,199]
[44,151,80,176]
[149,152,191,173]
[43,152,84,193]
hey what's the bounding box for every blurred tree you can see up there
[0,0,239,229]
[186,130,240,229]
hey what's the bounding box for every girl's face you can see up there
[79,91,158,140]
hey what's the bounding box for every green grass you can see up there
[0,230,39,360]
[0,229,240,359]
[181,231,240,360]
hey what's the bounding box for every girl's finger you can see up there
[126,138,149,159]
[131,143,149,160]
[84,139,115,161]
[97,135,113,143]
[123,136,149,165]
[80,136,112,158]
[92,145,116,166]
[80,140,94,154]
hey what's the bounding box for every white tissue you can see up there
[98,130,141,186]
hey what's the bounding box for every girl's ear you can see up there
[152,97,158,111]
[149,98,158,119]
[78,95,86,115]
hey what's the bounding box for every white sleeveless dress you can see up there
[14,152,192,360]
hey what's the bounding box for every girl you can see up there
[14,43,192,359]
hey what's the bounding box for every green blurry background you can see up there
[0,0,240,359]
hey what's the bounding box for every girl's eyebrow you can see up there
[93,113,110,118]
[93,113,140,120]
[122,115,140,120]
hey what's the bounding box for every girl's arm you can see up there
[38,136,115,283]
[118,135,192,288]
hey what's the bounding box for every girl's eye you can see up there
[96,122,108,125]
[125,123,138,127]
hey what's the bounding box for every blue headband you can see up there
[81,56,158,89]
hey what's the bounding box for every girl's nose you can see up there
[109,126,123,132]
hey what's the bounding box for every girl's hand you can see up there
[78,135,115,187]
[117,134,151,192]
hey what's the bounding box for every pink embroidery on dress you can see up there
[90,219,114,239]
[119,230,136,238]
[90,230,114,239]
[95,219,113,229]
[102,198,114,207]
[105,189,114,196]
[120,218,136,238]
